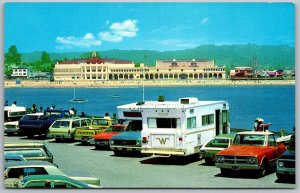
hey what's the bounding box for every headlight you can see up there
[247,157,258,164]
[136,140,141,146]
[216,156,224,162]
[277,161,284,168]
[110,140,114,145]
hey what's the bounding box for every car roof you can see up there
[25,112,44,116]
[236,131,274,135]
[4,143,46,148]
[54,117,90,121]
[5,160,54,168]
[5,154,26,161]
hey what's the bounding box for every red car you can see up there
[215,131,286,177]
[89,125,126,149]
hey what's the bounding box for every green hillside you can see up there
[21,44,295,70]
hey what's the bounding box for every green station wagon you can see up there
[200,134,235,164]
[47,117,91,142]
[20,175,100,188]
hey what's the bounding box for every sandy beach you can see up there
[3,79,295,88]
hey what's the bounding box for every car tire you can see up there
[258,160,268,177]
[205,158,213,165]
[27,134,34,138]
[276,173,285,181]
[220,168,230,176]
[95,145,101,150]
[114,150,122,156]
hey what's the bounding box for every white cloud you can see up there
[99,19,138,43]
[56,19,138,49]
[56,33,102,49]
[201,17,209,25]
[98,31,123,43]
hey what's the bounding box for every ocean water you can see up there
[4,85,295,133]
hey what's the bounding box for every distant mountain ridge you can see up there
[21,44,295,70]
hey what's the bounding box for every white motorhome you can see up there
[117,97,230,157]
[4,105,27,122]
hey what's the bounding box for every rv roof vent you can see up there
[158,95,165,102]
[136,101,145,106]
[179,97,199,104]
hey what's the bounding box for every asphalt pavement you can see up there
[3,135,296,189]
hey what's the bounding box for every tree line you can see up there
[4,45,54,77]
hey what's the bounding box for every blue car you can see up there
[109,120,142,155]
[5,154,26,162]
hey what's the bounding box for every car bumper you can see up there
[141,148,186,156]
[90,140,109,146]
[110,145,142,152]
[47,133,72,139]
[276,168,295,176]
[215,163,260,170]
[4,127,19,133]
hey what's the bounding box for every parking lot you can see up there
[3,135,296,189]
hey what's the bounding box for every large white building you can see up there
[53,52,226,81]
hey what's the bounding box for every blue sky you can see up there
[4,2,295,53]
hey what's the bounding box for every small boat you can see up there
[70,87,88,103]
[110,95,120,98]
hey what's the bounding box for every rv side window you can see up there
[147,118,179,129]
[202,114,214,126]
[187,117,196,129]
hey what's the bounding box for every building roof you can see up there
[57,57,133,65]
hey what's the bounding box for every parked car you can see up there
[4,161,100,187]
[74,116,117,144]
[4,121,21,136]
[20,175,100,188]
[276,134,295,181]
[47,117,91,142]
[215,131,286,177]
[4,143,54,163]
[109,120,142,155]
[89,124,126,149]
[19,109,71,138]
[200,134,235,164]
[5,155,26,162]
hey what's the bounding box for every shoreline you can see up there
[3,79,295,88]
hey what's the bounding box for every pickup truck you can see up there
[276,133,295,181]
[74,116,117,144]
[19,109,71,138]
[109,120,142,156]
[215,131,286,177]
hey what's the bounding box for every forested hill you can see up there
[21,44,294,70]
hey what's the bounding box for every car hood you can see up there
[217,145,268,156]
[279,149,295,159]
[111,131,141,140]
[94,132,120,140]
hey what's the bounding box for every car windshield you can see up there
[206,138,230,148]
[52,121,70,128]
[126,120,142,131]
[106,126,125,132]
[233,134,266,146]
[4,149,46,157]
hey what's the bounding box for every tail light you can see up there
[68,130,70,135]
[142,137,148,143]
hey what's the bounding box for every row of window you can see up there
[147,114,214,129]
[110,69,150,73]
